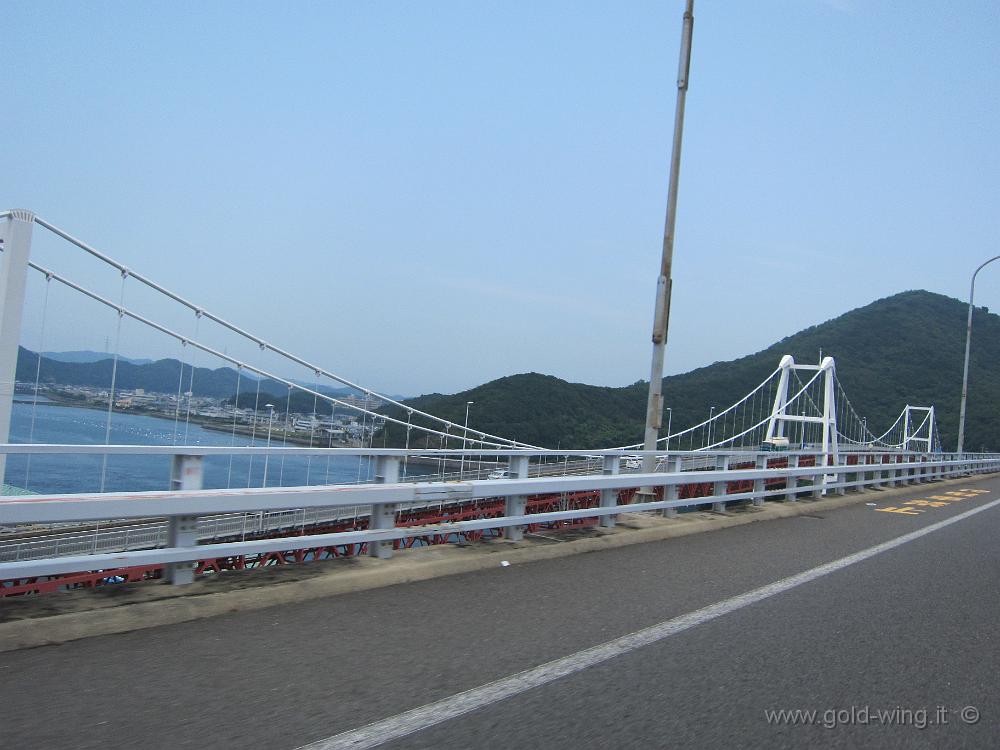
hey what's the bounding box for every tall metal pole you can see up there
[640,0,694,483]
[0,210,34,491]
[957,255,1000,454]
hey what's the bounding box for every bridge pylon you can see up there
[0,210,35,490]
[902,405,935,452]
[765,355,839,491]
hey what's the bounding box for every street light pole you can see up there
[640,0,695,484]
[460,401,473,479]
[957,255,1000,454]
[262,403,275,487]
[707,405,715,447]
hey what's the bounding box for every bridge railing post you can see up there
[165,454,204,585]
[812,453,823,498]
[369,456,400,559]
[874,454,885,488]
[712,455,728,513]
[784,454,798,502]
[752,454,766,507]
[597,455,620,529]
[663,455,682,518]
[506,455,532,539]
[835,454,847,495]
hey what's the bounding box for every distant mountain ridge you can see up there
[19,291,1000,450]
[15,350,360,401]
[42,350,153,366]
[382,290,1000,451]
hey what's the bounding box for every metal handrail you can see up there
[1,450,996,583]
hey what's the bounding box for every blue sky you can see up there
[3,1,999,395]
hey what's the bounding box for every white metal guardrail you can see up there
[1,445,997,587]
[0,451,699,563]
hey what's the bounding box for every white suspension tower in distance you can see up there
[765,355,839,488]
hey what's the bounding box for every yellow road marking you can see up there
[874,487,991,517]
[875,506,924,515]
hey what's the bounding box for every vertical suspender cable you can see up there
[439,426,449,479]
[403,410,413,476]
[324,403,335,484]
[365,416,376,481]
[356,407,369,483]
[24,276,51,491]
[99,272,127,493]
[246,353,263,487]
[305,376,319,485]
[278,383,292,486]
[182,312,201,444]
[171,344,184,445]
[226,365,242,488]
[739,388,747,449]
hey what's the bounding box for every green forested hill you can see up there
[381,291,1000,451]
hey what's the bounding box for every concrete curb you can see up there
[0,475,987,652]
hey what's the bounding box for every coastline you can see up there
[15,394,352,448]
[12,394,474,473]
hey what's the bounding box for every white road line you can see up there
[298,496,1000,750]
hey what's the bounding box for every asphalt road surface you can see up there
[2,477,998,749]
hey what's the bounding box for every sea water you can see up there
[5,400,385,495]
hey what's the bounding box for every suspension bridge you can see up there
[5,2,999,745]
[0,208,989,597]
[2,211,999,750]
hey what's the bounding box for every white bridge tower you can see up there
[902,405,935,452]
[765,355,839,489]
